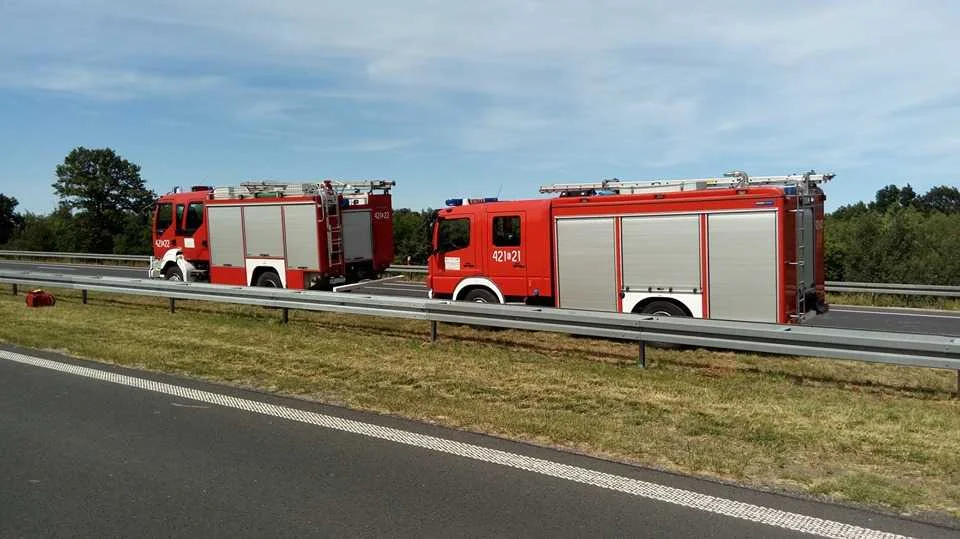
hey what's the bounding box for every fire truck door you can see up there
[433,214,480,292]
[153,201,177,253]
[486,211,527,297]
[179,200,208,260]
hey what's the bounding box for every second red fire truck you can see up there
[428,171,830,324]
[149,180,395,289]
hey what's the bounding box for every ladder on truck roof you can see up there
[539,170,834,197]
[328,180,395,194]
[213,179,395,199]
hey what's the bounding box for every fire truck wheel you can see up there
[639,300,688,318]
[637,300,689,349]
[463,288,498,304]
[163,266,184,281]
[255,271,283,288]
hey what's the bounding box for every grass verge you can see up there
[828,292,960,311]
[3,288,960,520]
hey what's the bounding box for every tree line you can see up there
[826,184,960,285]
[1,147,958,284]
[1,147,154,254]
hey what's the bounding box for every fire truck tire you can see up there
[463,288,498,304]
[637,300,690,349]
[638,300,688,318]
[255,271,283,288]
[163,265,184,281]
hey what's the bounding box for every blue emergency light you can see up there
[445,197,498,207]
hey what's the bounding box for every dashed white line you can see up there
[0,350,911,539]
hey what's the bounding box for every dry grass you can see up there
[829,292,960,311]
[3,287,959,520]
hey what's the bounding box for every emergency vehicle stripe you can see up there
[0,350,911,539]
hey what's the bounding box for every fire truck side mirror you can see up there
[429,216,444,255]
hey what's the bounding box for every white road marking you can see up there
[170,402,210,409]
[355,286,428,294]
[0,350,910,539]
[831,309,960,320]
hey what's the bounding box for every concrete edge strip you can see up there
[0,350,910,539]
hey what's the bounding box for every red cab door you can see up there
[485,210,527,299]
[432,214,480,296]
[152,201,178,257]
[178,199,209,262]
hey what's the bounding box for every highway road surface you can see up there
[2,344,955,538]
[1,260,957,336]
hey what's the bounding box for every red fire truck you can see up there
[427,171,831,324]
[149,180,395,289]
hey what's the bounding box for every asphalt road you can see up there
[2,345,954,539]
[1,260,957,336]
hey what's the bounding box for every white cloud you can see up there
[1,1,959,202]
[0,66,221,100]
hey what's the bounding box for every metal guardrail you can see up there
[825,281,960,297]
[1,270,957,386]
[387,264,428,274]
[1,250,958,297]
[0,250,149,263]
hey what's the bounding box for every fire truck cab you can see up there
[428,171,830,324]
[150,180,395,289]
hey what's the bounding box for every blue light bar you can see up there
[445,198,464,206]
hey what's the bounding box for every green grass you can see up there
[2,287,959,520]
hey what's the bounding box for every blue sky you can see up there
[1,0,958,213]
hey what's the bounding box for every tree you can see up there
[392,208,434,264]
[5,208,80,252]
[917,185,960,214]
[0,194,23,245]
[898,184,917,209]
[53,147,155,253]
[826,183,960,285]
[870,184,901,213]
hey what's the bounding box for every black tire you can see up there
[637,300,689,349]
[639,300,687,317]
[461,288,502,330]
[255,271,283,288]
[163,265,184,281]
[463,288,498,303]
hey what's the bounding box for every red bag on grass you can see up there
[25,289,56,307]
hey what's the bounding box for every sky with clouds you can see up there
[1,0,958,213]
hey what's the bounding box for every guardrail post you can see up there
[430,320,438,343]
[637,340,646,368]
[81,290,88,304]
[169,298,176,314]
[282,308,289,324]
[11,283,17,295]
